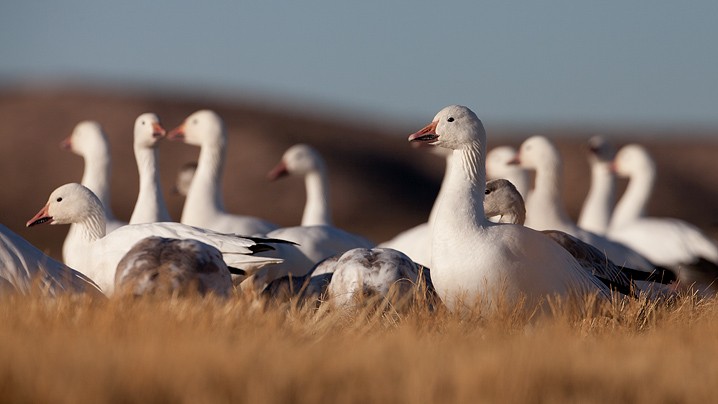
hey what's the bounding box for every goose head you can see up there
[483,179,526,224]
[586,136,616,164]
[512,135,559,171]
[408,105,485,150]
[167,110,225,147]
[60,121,109,158]
[612,144,655,178]
[486,146,521,177]
[134,113,166,149]
[26,183,102,227]
[268,144,325,180]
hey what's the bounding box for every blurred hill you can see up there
[1,87,717,260]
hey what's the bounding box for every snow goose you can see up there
[408,105,610,310]
[255,144,375,283]
[577,136,616,235]
[323,248,427,308]
[114,237,233,298]
[26,183,285,295]
[267,144,332,226]
[513,135,659,272]
[0,223,103,297]
[129,113,172,224]
[483,179,675,296]
[167,110,279,234]
[261,248,436,308]
[486,146,530,199]
[608,144,718,290]
[61,121,126,267]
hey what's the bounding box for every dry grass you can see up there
[1,290,718,403]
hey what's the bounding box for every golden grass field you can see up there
[2,289,718,403]
[2,88,718,402]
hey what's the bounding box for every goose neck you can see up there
[611,168,655,229]
[184,140,226,217]
[302,169,332,226]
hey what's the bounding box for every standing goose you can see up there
[267,144,332,227]
[577,136,616,235]
[408,105,609,310]
[253,144,375,287]
[608,145,718,290]
[26,183,285,295]
[167,110,279,235]
[512,135,658,272]
[129,113,172,224]
[61,121,125,267]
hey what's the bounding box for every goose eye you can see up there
[484,189,491,195]
[447,117,455,122]
[141,121,145,125]
[192,119,198,125]
[56,197,63,202]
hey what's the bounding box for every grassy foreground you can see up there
[1,291,717,403]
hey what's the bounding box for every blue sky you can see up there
[1,1,717,128]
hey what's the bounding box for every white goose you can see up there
[0,223,103,297]
[513,135,658,272]
[486,145,530,199]
[61,121,125,267]
[129,113,172,224]
[408,105,609,310]
[114,237,233,298]
[167,110,279,235]
[267,144,332,226]
[26,183,285,295]
[252,144,375,286]
[577,136,616,235]
[608,144,718,289]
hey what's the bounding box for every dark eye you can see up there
[56,197,63,202]
[193,119,198,124]
[447,117,454,122]
[484,189,491,195]
[141,121,145,125]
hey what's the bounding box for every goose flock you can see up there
[3,104,716,310]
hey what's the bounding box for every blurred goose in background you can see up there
[408,105,610,310]
[167,110,279,235]
[512,135,659,272]
[114,237,233,298]
[483,179,676,297]
[26,183,286,295]
[267,144,332,227]
[129,113,172,224]
[608,144,718,291]
[61,121,125,267]
[486,145,530,199]
[0,223,103,297]
[577,136,616,235]
[247,144,375,289]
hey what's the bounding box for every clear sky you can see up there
[1,1,717,128]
